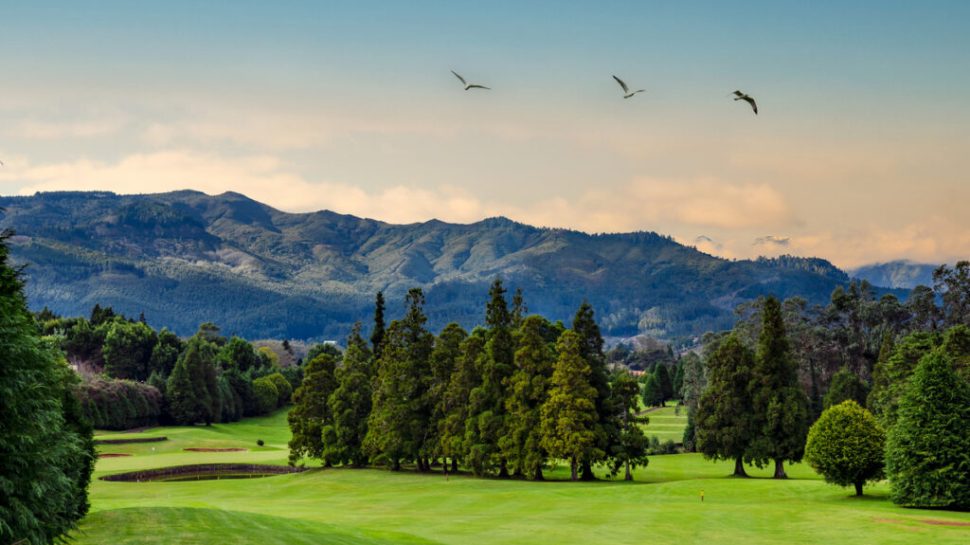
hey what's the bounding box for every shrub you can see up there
[252,377,279,415]
[805,400,885,496]
[265,372,293,406]
[257,439,265,447]
[75,377,163,430]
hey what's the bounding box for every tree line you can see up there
[288,281,650,481]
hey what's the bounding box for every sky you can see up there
[1,1,968,268]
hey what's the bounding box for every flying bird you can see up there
[733,90,758,114]
[451,70,490,91]
[613,75,645,99]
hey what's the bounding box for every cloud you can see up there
[753,235,790,247]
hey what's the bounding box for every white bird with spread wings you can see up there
[451,70,491,91]
[612,75,645,99]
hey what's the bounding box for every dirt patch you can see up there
[920,519,970,527]
[183,447,248,452]
[94,436,167,446]
[100,463,306,483]
[98,453,133,458]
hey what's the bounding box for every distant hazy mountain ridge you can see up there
[850,260,938,290]
[0,190,862,341]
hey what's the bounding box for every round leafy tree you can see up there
[885,351,970,509]
[805,400,885,496]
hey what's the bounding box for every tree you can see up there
[654,364,673,404]
[868,331,937,429]
[885,350,970,509]
[540,330,601,481]
[671,360,685,400]
[218,336,259,372]
[149,327,183,376]
[695,334,756,476]
[641,373,663,408]
[805,401,885,496]
[265,372,293,406]
[933,261,970,327]
[438,329,485,472]
[427,322,467,468]
[611,371,649,481]
[102,320,157,380]
[364,289,434,471]
[465,279,515,476]
[371,290,386,359]
[823,367,868,409]
[0,232,95,545]
[287,353,338,465]
[323,324,373,467]
[252,377,279,416]
[680,351,707,452]
[502,315,554,479]
[572,301,615,481]
[165,335,219,425]
[748,296,810,479]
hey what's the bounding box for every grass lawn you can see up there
[640,401,688,443]
[77,410,970,545]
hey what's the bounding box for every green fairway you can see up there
[640,401,688,443]
[78,410,969,545]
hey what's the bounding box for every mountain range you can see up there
[0,190,902,342]
[849,260,939,290]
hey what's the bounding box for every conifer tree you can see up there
[572,301,615,480]
[748,296,810,479]
[323,324,373,467]
[611,371,649,480]
[502,315,555,479]
[540,330,602,481]
[427,322,468,467]
[439,328,486,472]
[371,291,386,359]
[287,353,338,465]
[166,335,219,425]
[823,367,868,409]
[641,372,664,408]
[655,364,674,404]
[696,334,756,476]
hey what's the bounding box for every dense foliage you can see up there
[805,401,885,496]
[75,378,163,430]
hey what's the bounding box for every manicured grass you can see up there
[78,410,970,545]
[641,401,689,443]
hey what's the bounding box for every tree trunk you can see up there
[451,458,459,473]
[570,457,579,481]
[498,459,510,478]
[624,460,632,481]
[773,459,787,479]
[533,465,544,481]
[580,460,595,481]
[391,458,401,471]
[733,457,748,477]
[854,480,863,496]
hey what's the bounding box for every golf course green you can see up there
[80,410,969,545]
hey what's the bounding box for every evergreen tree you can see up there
[0,232,95,544]
[885,350,970,509]
[611,371,649,481]
[371,290,386,359]
[287,353,338,465]
[655,364,674,404]
[696,334,757,476]
[427,322,468,467]
[868,331,938,429]
[165,335,219,425]
[748,296,810,479]
[540,330,602,481]
[252,377,279,415]
[805,401,885,496]
[572,301,615,480]
[641,373,664,408]
[465,279,515,476]
[823,367,868,409]
[438,328,486,472]
[680,351,707,452]
[102,320,156,380]
[502,315,555,479]
[672,360,685,400]
[364,289,434,471]
[218,336,260,372]
[323,324,373,467]
[149,327,183,376]
[511,287,526,328]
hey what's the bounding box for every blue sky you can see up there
[1,1,968,266]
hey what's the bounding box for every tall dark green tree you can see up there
[288,353,339,465]
[885,350,970,509]
[218,336,259,372]
[102,320,156,380]
[323,324,373,467]
[680,351,708,451]
[748,296,810,479]
[572,301,615,480]
[427,322,467,466]
[611,371,649,481]
[371,290,386,359]
[671,360,685,400]
[438,328,485,472]
[868,331,937,429]
[641,372,664,408]
[540,330,601,481]
[655,364,674,404]
[149,327,183,376]
[696,334,757,476]
[165,335,219,425]
[502,315,555,479]
[465,279,515,476]
[364,289,434,471]
[0,232,95,545]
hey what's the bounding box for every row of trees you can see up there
[289,282,651,481]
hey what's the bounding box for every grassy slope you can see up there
[640,401,689,442]
[79,410,970,545]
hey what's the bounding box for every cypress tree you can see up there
[428,323,468,469]
[641,373,664,408]
[868,331,938,429]
[166,336,219,425]
[695,334,756,476]
[323,324,373,467]
[371,291,386,360]
[439,328,486,472]
[655,364,674,404]
[287,353,338,465]
[885,350,970,509]
[612,371,649,481]
[672,360,685,400]
[540,330,601,481]
[749,296,810,479]
[572,301,615,480]
[502,315,555,479]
